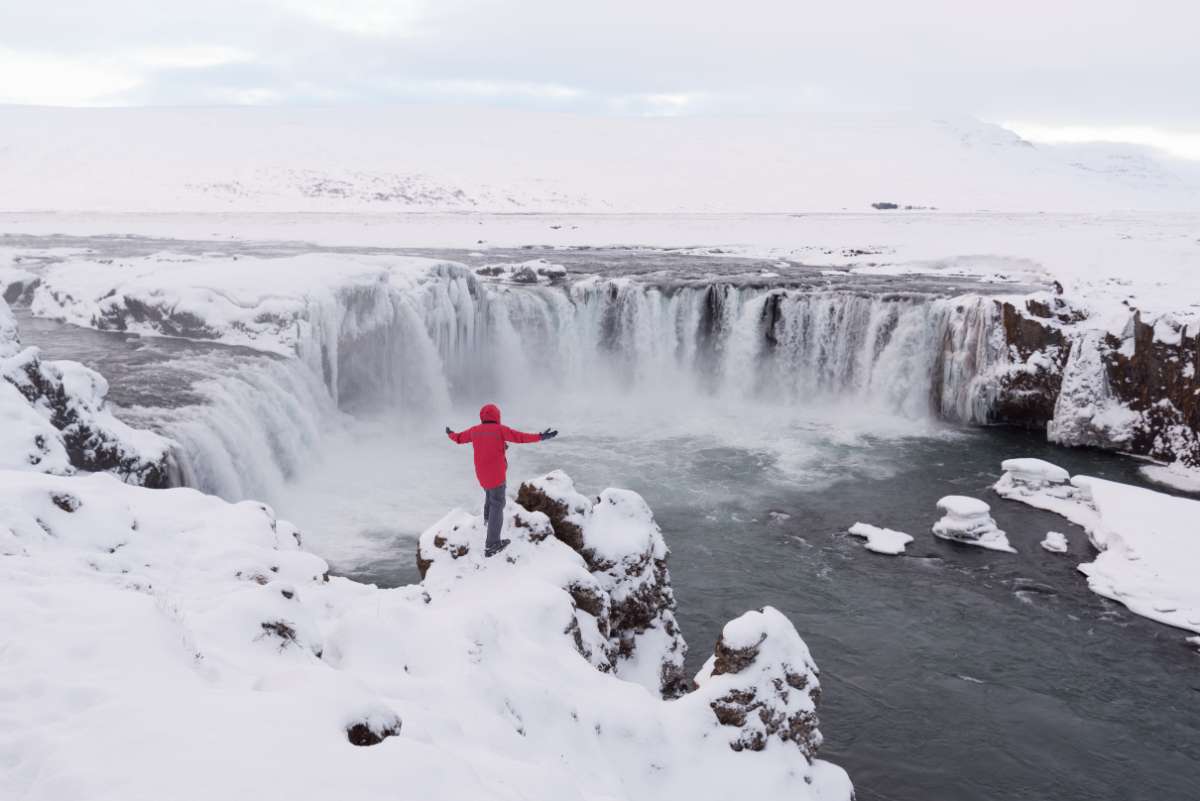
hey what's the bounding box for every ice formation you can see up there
[931,495,1015,553]
[1041,531,1069,553]
[995,460,1200,636]
[847,522,914,555]
[0,469,852,801]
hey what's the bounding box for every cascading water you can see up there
[429,278,1006,420]
[160,263,1010,503]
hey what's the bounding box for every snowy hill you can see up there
[1,105,1197,213]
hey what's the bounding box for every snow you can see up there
[0,297,172,481]
[0,469,852,801]
[995,460,1200,636]
[847,522,913,555]
[27,251,455,357]
[932,495,1016,553]
[1041,531,1070,553]
[2,106,1197,215]
[1140,462,1200,494]
[1000,458,1071,486]
[476,258,568,284]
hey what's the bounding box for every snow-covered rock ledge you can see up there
[1,298,172,485]
[995,458,1200,637]
[2,469,852,801]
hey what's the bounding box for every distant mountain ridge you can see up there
[1,105,1196,213]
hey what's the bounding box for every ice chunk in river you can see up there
[1040,531,1069,553]
[932,495,1016,553]
[847,522,913,555]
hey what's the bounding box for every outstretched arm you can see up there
[446,426,473,444]
[501,425,556,444]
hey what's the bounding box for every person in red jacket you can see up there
[446,403,558,557]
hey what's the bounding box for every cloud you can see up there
[270,0,427,37]
[131,46,255,70]
[0,0,1196,152]
[0,49,141,105]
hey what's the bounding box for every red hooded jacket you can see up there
[448,403,541,489]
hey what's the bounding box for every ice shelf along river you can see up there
[9,238,1200,801]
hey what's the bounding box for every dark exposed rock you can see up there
[259,620,297,644]
[515,481,588,558]
[1103,313,1200,467]
[988,300,1071,429]
[346,718,402,746]
[51,492,82,513]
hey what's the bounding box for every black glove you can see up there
[445,426,454,436]
[540,428,558,440]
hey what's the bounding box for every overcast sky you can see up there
[2,0,1197,157]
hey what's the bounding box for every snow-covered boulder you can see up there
[1000,457,1070,488]
[692,606,824,759]
[0,297,172,485]
[1,469,853,801]
[932,495,1015,553]
[419,470,689,698]
[847,522,913,555]
[1040,531,1069,553]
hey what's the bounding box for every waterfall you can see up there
[164,265,1008,502]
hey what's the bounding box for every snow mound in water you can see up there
[847,522,913,555]
[932,495,1015,552]
[1001,458,1070,487]
[0,297,172,484]
[1041,531,1069,553]
[995,460,1200,636]
[0,469,852,801]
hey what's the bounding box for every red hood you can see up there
[479,403,501,423]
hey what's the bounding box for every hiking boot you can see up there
[484,539,511,558]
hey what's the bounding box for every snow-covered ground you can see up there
[3,107,1198,214]
[995,460,1200,638]
[0,468,852,801]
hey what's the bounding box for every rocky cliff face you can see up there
[416,470,844,773]
[692,606,825,759]
[418,470,689,698]
[0,297,173,485]
[986,293,1199,469]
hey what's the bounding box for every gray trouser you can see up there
[483,484,506,548]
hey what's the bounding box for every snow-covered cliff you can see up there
[0,468,853,801]
[0,297,172,484]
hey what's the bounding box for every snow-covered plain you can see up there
[3,106,1199,214]
[0,468,852,801]
[995,461,1200,637]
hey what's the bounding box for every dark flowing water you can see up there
[11,255,1200,801]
